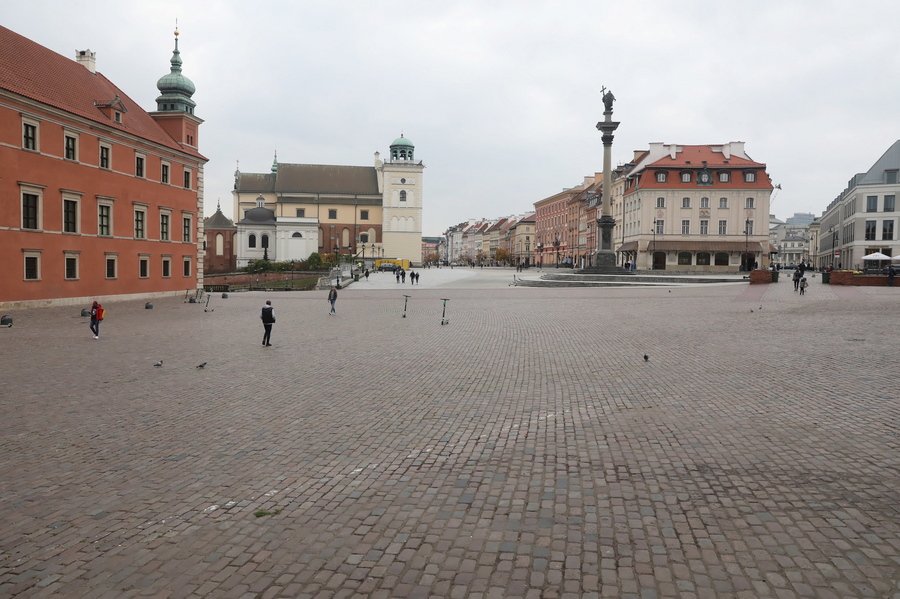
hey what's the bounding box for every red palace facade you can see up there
[0,26,207,307]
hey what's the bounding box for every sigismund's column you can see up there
[594,87,620,271]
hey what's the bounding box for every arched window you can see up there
[360,233,369,243]
[215,233,224,256]
[399,190,407,202]
[714,252,729,266]
[678,252,692,265]
[368,227,376,242]
[292,232,302,238]
[318,228,324,247]
[696,252,711,265]
[261,234,269,249]
[248,234,256,248]
[342,228,350,247]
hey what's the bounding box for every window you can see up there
[719,198,728,209]
[215,233,224,255]
[681,220,690,235]
[328,209,337,219]
[655,220,664,234]
[248,234,257,248]
[361,210,369,220]
[183,258,191,277]
[719,171,730,183]
[745,197,755,209]
[360,233,369,243]
[65,254,78,280]
[700,219,709,235]
[886,170,898,184]
[162,257,171,278]
[99,143,111,169]
[655,172,667,183]
[24,253,40,280]
[885,195,895,212]
[865,220,876,240]
[696,252,711,265]
[134,208,146,239]
[399,190,407,202]
[183,169,192,189]
[714,252,729,266]
[105,255,117,279]
[866,196,878,212]
[678,252,692,265]
[744,171,756,182]
[22,192,40,230]
[114,111,122,123]
[183,216,191,242]
[261,234,269,249]
[745,220,754,235]
[681,172,691,183]
[682,197,691,208]
[64,133,78,161]
[883,220,894,240]
[98,203,112,236]
[656,197,665,208]
[718,220,727,235]
[160,213,170,241]
[296,208,305,218]
[135,154,145,177]
[22,120,38,150]
[700,197,709,209]
[63,198,79,233]
[161,162,170,184]
[255,197,265,208]
[139,256,149,278]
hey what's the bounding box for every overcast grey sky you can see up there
[6,1,900,235]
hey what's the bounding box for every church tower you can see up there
[380,135,424,265]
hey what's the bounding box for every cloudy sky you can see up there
[6,1,900,235]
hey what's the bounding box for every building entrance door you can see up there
[652,251,666,270]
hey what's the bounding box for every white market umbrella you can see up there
[892,254,900,261]
[862,252,892,260]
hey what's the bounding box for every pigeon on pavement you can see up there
[643,354,649,362]
[196,362,207,369]
[153,360,163,368]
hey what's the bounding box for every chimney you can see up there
[76,49,96,73]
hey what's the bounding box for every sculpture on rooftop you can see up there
[601,86,616,113]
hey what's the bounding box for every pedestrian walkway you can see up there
[0,278,897,597]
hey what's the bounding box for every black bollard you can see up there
[81,308,90,317]
[0,315,12,327]
[145,302,154,309]
[221,292,229,299]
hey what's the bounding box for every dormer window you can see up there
[655,172,667,183]
[114,111,122,123]
[744,171,756,183]
[886,170,898,184]
[680,172,691,183]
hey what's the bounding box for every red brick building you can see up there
[0,26,207,307]
[203,203,237,274]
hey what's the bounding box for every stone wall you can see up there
[830,271,895,286]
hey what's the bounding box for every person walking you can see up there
[793,268,801,292]
[799,276,808,295]
[89,300,104,339]
[260,300,275,346]
[888,264,896,287]
[328,286,338,316]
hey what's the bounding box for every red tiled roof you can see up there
[0,25,204,160]
[647,145,762,168]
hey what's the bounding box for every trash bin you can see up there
[822,271,830,284]
[354,274,360,282]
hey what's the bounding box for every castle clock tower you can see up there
[379,135,424,265]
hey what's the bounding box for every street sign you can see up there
[834,251,840,257]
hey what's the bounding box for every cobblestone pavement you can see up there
[1,274,898,598]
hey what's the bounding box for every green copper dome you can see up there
[391,135,414,147]
[155,31,196,114]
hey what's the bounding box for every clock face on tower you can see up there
[698,170,711,185]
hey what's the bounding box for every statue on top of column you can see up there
[601,86,615,113]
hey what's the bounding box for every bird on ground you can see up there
[196,362,207,369]
[643,354,649,362]
[153,360,163,368]
[750,309,754,313]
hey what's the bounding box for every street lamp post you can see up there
[537,242,543,269]
[744,218,751,271]
[553,235,561,268]
[830,226,838,269]
[651,220,657,270]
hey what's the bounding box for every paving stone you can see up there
[0,277,898,597]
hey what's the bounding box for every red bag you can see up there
[96,306,105,321]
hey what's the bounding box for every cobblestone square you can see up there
[1,272,898,598]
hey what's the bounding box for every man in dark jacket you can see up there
[261,300,275,346]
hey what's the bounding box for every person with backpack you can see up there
[328,286,338,316]
[799,277,809,295]
[260,300,275,346]
[89,300,104,339]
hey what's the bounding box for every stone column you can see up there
[593,89,620,271]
